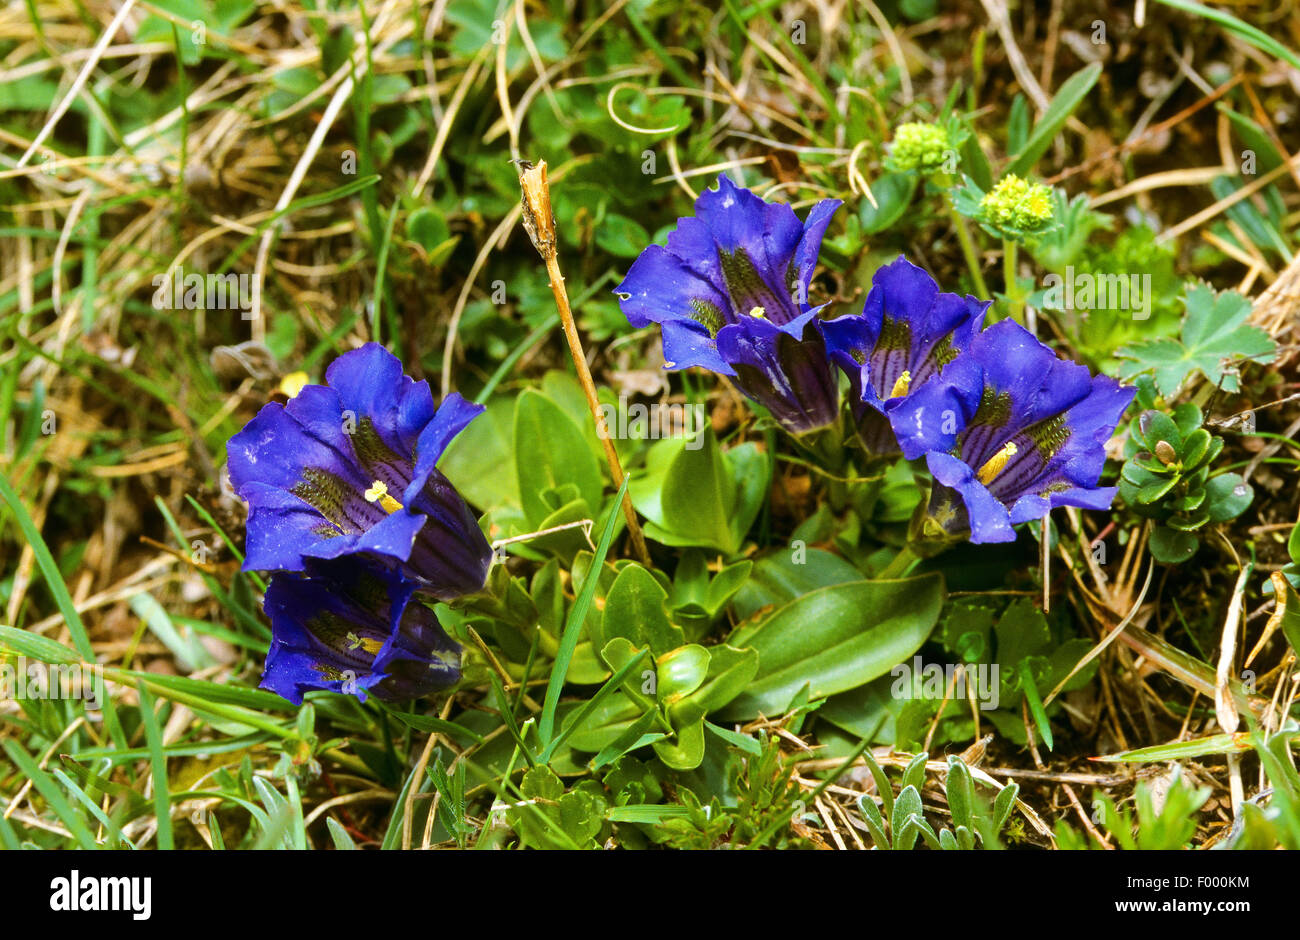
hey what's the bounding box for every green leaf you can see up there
[1152,0,1300,71]
[440,396,519,511]
[0,472,93,660]
[705,560,753,613]
[386,710,485,745]
[1149,525,1199,564]
[1204,473,1252,522]
[1136,410,1181,452]
[326,817,358,850]
[859,173,918,234]
[670,644,760,724]
[1019,661,1053,751]
[521,765,565,801]
[130,592,217,673]
[945,756,975,831]
[559,690,646,754]
[993,783,1019,835]
[630,430,766,554]
[541,646,652,764]
[3,740,98,848]
[596,214,651,258]
[0,626,80,665]
[651,717,706,771]
[1095,732,1254,762]
[590,709,666,769]
[856,791,889,848]
[1007,63,1102,175]
[724,442,772,549]
[718,574,945,719]
[136,682,174,850]
[891,784,926,851]
[1006,94,1030,155]
[1118,283,1274,394]
[1181,428,1212,468]
[732,548,863,621]
[655,644,711,701]
[702,719,762,755]
[601,563,684,655]
[1137,477,1179,505]
[514,389,603,528]
[958,128,994,191]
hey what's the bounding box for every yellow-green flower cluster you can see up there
[887,122,951,174]
[978,175,1054,232]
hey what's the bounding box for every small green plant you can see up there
[1119,385,1253,563]
[855,751,1020,850]
[1117,282,1275,395]
[1056,767,1211,849]
[652,732,813,849]
[1225,724,1300,849]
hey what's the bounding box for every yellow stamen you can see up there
[924,499,958,537]
[976,441,1018,485]
[278,370,310,399]
[888,370,912,399]
[748,306,766,318]
[345,632,384,655]
[364,480,404,514]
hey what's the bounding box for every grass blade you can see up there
[136,682,174,849]
[538,475,628,748]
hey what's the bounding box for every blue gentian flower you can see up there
[614,173,842,433]
[819,256,988,455]
[261,558,460,704]
[889,319,1135,543]
[227,343,492,599]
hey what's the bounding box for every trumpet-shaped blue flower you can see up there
[819,256,988,455]
[889,319,1135,543]
[615,173,842,432]
[261,558,460,704]
[227,343,492,598]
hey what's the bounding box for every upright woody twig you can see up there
[514,159,652,566]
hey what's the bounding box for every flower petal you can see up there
[615,243,732,335]
[260,558,461,704]
[326,342,436,459]
[925,451,1018,544]
[403,392,485,507]
[660,317,736,374]
[717,316,839,433]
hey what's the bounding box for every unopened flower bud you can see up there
[979,174,1054,232]
[887,122,951,174]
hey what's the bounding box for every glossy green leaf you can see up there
[630,431,769,554]
[1149,525,1198,564]
[732,548,863,621]
[719,574,945,719]
[651,717,706,771]
[669,644,759,725]
[655,644,710,701]
[1205,473,1253,522]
